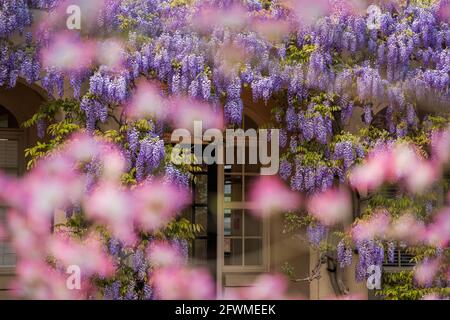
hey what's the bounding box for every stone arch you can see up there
[0,81,47,152]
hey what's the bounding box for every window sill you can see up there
[0,266,15,276]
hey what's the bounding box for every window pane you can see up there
[0,242,16,266]
[193,239,207,265]
[224,209,242,236]
[195,175,208,204]
[224,238,242,266]
[244,115,258,130]
[0,139,18,168]
[244,212,262,237]
[224,147,243,174]
[245,146,260,173]
[244,175,259,201]
[195,207,207,236]
[181,207,192,221]
[224,175,242,202]
[244,239,262,266]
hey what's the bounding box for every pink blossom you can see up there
[307,187,352,226]
[96,39,125,71]
[7,211,48,258]
[64,133,102,162]
[84,182,136,245]
[325,293,366,300]
[126,80,167,120]
[101,148,127,182]
[391,144,438,193]
[192,3,248,32]
[147,241,184,268]
[414,258,440,287]
[421,293,445,300]
[438,1,450,22]
[403,160,437,194]
[10,260,88,299]
[352,210,391,242]
[152,266,215,300]
[250,18,290,44]
[424,209,450,247]
[431,128,450,165]
[388,213,426,244]
[248,176,301,217]
[214,43,250,78]
[35,0,105,34]
[48,235,115,278]
[0,223,4,239]
[168,96,224,132]
[224,274,289,300]
[132,180,191,232]
[349,152,390,193]
[41,31,95,71]
[0,155,85,233]
[280,0,331,26]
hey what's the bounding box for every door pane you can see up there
[195,174,208,204]
[0,139,18,168]
[195,207,207,236]
[224,209,242,236]
[244,212,262,237]
[224,238,242,266]
[244,239,262,265]
[224,175,242,202]
[193,239,207,265]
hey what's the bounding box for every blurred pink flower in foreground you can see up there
[431,128,450,165]
[41,32,95,71]
[307,187,352,226]
[325,293,366,300]
[132,180,191,232]
[11,260,88,300]
[248,176,301,217]
[96,39,125,71]
[214,43,250,77]
[349,149,391,193]
[84,182,136,244]
[280,0,330,26]
[0,155,86,233]
[250,18,290,43]
[126,80,167,120]
[192,3,248,32]
[35,0,106,34]
[350,143,439,194]
[152,266,215,300]
[224,274,290,300]
[147,241,184,268]
[423,209,450,247]
[352,210,391,242]
[421,293,447,300]
[438,1,450,22]
[414,258,440,287]
[168,96,224,132]
[0,223,4,239]
[48,235,115,278]
[388,213,426,244]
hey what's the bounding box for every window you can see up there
[0,107,23,268]
[220,115,268,270]
[224,209,263,266]
[383,245,415,269]
[0,133,22,267]
[183,167,210,266]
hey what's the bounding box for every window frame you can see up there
[0,128,25,272]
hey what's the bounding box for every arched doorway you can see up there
[0,105,24,268]
[0,82,46,298]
